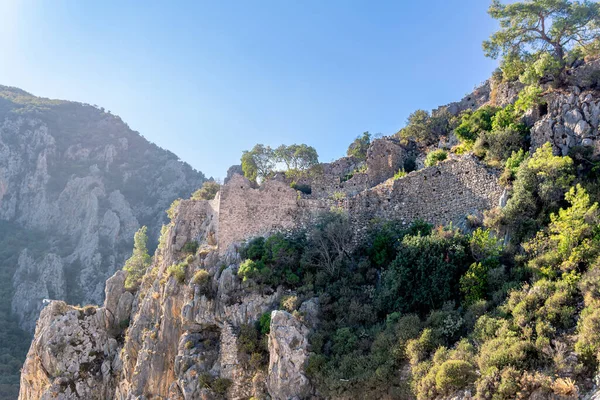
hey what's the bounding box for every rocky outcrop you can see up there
[0,85,206,334]
[18,301,117,400]
[19,147,504,399]
[267,310,314,400]
[531,89,600,155]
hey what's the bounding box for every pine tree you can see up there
[123,226,152,289]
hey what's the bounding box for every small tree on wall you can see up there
[241,143,319,182]
[241,144,276,183]
[346,132,371,160]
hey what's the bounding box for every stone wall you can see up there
[348,155,502,230]
[217,174,302,253]
[365,138,407,186]
[291,138,408,200]
[214,155,503,253]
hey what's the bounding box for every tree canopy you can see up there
[241,143,319,183]
[241,144,276,183]
[484,0,600,69]
[274,144,319,171]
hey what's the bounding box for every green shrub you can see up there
[524,185,600,278]
[515,84,544,114]
[181,241,198,254]
[435,359,476,395]
[477,336,537,373]
[454,106,498,144]
[406,329,442,366]
[212,378,232,395]
[424,149,448,167]
[575,307,600,367]
[192,269,211,295]
[192,269,210,285]
[475,128,526,165]
[330,191,346,201]
[347,132,371,160]
[167,262,187,283]
[166,199,181,221]
[191,181,221,200]
[259,312,271,335]
[237,259,267,282]
[460,262,490,304]
[377,228,470,315]
[238,323,269,369]
[238,233,305,287]
[393,168,407,180]
[500,148,528,184]
[495,143,575,243]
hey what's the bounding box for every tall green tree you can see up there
[241,144,276,182]
[123,226,152,289]
[275,144,319,171]
[483,0,600,73]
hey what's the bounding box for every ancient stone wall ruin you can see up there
[348,155,502,230]
[213,152,503,253]
[217,175,303,253]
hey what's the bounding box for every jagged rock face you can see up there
[267,310,314,400]
[19,199,318,400]
[0,86,206,334]
[18,301,117,400]
[531,89,600,155]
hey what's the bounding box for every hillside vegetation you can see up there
[229,1,600,398]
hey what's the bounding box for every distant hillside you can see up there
[0,85,206,397]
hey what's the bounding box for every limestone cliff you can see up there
[0,85,206,395]
[17,145,503,399]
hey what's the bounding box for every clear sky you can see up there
[0,0,499,179]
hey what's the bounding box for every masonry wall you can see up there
[215,155,503,253]
[348,155,503,229]
[217,174,302,253]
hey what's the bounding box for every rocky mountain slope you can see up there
[0,86,206,397]
[16,60,600,400]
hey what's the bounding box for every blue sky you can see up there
[0,1,499,179]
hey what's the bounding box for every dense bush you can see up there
[398,109,456,145]
[181,241,198,254]
[191,181,221,200]
[192,269,211,295]
[454,106,498,144]
[238,323,269,370]
[346,132,371,160]
[424,149,447,167]
[488,143,575,243]
[238,233,304,287]
[167,262,187,283]
[377,227,471,315]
